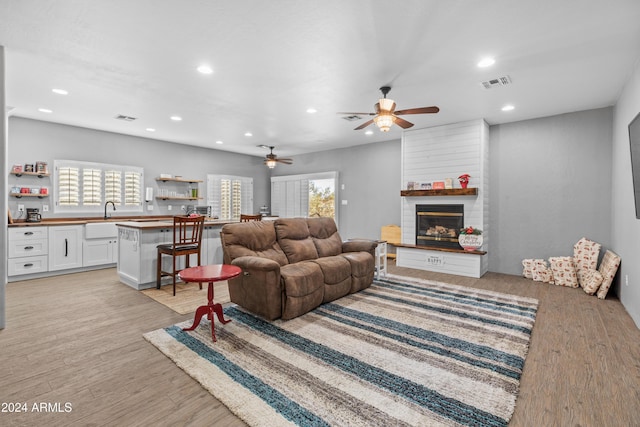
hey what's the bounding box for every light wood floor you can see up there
[1,264,639,426]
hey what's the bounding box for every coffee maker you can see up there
[26,208,41,223]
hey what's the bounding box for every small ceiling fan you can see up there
[260,145,292,169]
[339,86,439,132]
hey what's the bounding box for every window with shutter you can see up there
[54,160,143,213]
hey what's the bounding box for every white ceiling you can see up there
[2,0,640,159]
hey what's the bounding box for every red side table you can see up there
[179,264,242,342]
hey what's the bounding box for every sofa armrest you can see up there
[342,239,378,257]
[231,255,280,272]
[228,256,283,320]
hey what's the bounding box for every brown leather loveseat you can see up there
[220,217,377,320]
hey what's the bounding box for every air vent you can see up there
[342,115,362,122]
[115,114,137,121]
[481,75,512,89]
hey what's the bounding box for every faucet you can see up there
[104,201,116,220]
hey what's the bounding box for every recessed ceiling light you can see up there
[215,140,223,145]
[52,88,68,95]
[197,64,213,75]
[146,128,156,132]
[38,108,52,113]
[244,132,253,137]
[501,104,515,111]
[365,130,374,135]
[306,108,317,114]
[170,116,182,121]
[477,57,496,68]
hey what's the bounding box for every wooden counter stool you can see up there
[156,215,205,296]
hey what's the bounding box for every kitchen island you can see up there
[116,219,233,290]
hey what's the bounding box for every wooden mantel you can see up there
[400,188,478,197]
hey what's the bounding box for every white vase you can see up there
[458,234,483,251]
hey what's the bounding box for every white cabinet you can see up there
[48,225,83,271]
[83,239,118,266]
[83,222,118,266]
[8,226,49,276]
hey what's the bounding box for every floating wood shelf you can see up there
[155,177,202,183]
[11,171,50,178]
[400,188,478,197]
[10,193,49,199]
[155,196,202,201]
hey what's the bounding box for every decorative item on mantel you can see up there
[458,226,483,251]
[458,174,471,189]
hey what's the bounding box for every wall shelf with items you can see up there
[10,193,49,199]
[155,177,202,184]
[155,176,202,201]
[400,188,478,197]
[11,171,51,178]
[155,195,201,201]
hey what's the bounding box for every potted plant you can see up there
[458,226,483,251]
[458,174,471,189]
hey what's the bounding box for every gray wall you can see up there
[270,140,402,240]
[489,108,613,275]
[7,117,270,220]
[1,46,6,329]
[612,58,640,328]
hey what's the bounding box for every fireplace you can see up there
[415,204,464,249]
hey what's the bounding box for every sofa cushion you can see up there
[307,217,343,257]
[596,250,621,300]
[280,262,324,320]
[573,237,601,287]
[340,251,375,293]
[275,218,319,264]
[220,221,289,266]
[548,256,578,288]
[313,256,352,302]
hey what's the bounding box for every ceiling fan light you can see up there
[378,98,395,111]
[374,114,395,132]
[266,159,277,169]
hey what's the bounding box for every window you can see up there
[271,171,337,219]
[207,174,253,220]
[54,160,143,213]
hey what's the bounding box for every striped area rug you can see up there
[144,275,538,426]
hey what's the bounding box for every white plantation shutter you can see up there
[54,160,143,213]
[105,170,122,205]
[207,174,253,220]
[270,171,337,219]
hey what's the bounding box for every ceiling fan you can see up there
[339,86,439,132]
[260,145,292,169]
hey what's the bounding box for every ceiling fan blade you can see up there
[277,159,293,164]
[394,106,440,115]
[337,111,376,116]
[354,119,374,130]
[394,117,414,129]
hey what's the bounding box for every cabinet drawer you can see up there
[8,255,48,276]
[9,227,48,241]
[8,239,48,258]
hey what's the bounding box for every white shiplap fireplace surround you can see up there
[397,119,489,278]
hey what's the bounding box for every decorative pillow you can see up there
[581,269,604,295]
[596,250,621,300]
[522,259,534,279]
[532,259,554,284]
[573,237,601,287]
[548,256,579,288]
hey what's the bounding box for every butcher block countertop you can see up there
[8,215,233,228]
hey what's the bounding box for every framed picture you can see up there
[420,183,432,190]
[432,181,445,190]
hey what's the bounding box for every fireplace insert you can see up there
[415,204,464,249]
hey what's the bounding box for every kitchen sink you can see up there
[85,222,118,239]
